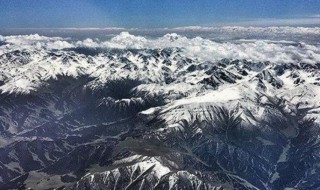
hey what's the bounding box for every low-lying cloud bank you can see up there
[0,26,320,64]
[171,26,320,34]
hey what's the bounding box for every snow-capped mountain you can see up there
[0,28,319,190]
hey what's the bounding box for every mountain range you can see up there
[0,28,319,189]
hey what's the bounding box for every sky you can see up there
[0,0,320,28]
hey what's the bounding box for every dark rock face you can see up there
[200,66,242,88]
[0,35,320,190]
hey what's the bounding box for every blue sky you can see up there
[0,0,320,28]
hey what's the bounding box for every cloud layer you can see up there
[0,27,320,65]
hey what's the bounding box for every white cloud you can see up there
[225,18,320,27]
[45,41,75,49]
[3,34,63,43]
[69,32,320,64]
[76,38,100,48]
[2,31,319,64]
[0,34,72,50]
[104,32,148,49]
